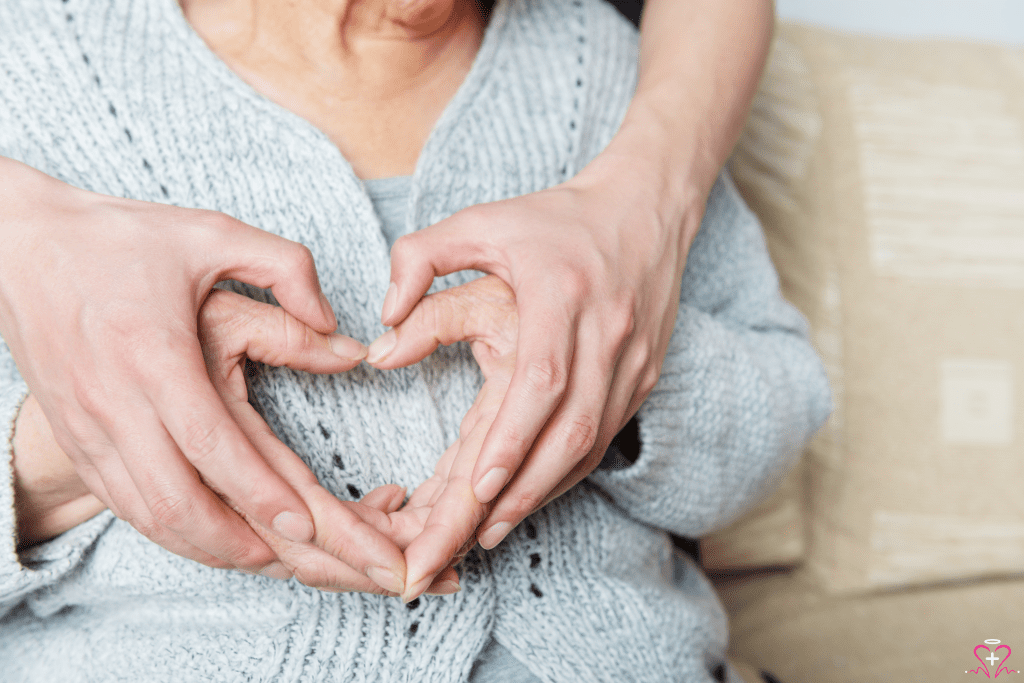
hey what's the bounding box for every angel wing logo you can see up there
[968,640,1018,678]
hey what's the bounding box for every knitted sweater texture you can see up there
[0,0,831,680]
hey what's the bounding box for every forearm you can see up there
[591,303,828,537]
[589,173,831,536]
[592,0,774,243]
[0,381,113,620]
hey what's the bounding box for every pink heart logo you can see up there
[974,645,1014,678]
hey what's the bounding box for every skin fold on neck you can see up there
[181,0,485,178]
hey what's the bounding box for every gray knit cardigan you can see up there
[0,0,831,680]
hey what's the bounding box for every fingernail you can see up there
[402,576,432,603]
[329,334,367,361]
[427,579,461,596]
[367,566,405,595]
[473,467,509,504]
[271,511,315,543]
[319,292,338,329]
[381,282,398,324]
[259,561,293,581]
[478,522,512,550]
[366,329,397,364]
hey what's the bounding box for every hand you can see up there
[10,381,443,592]
[0,158,356,575]
[198,289,419,591]
[12,395,106,549]
[10,288,437,594]
[381,152,697,553]
[369,275,518,600]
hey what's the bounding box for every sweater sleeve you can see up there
[0,339,114,621]
[588,172,832,538]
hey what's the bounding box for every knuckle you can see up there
[179,416,224,465]
[70,377,111,420]
[389,233,417,263]
[284,243,317,275]
[560,414,599,457]
[609,308,637,348]
[495,425,533,459]
[197,209,235,233]
[229,544,277,573]
[148,490,198,530]
[291,559,331,589]
[640,367,660,396]
[554,270,590,305]
[131,514,166,542]
[522,357,567,396]
[198,289,234,327]
[506,491,545,520]
[632,344,654,373]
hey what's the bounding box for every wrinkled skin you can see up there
[14,276,520,597]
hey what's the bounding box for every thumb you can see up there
[204,216,338,334]
[383,205,510,327]
[201,290,367,373]
[366,275,514,370]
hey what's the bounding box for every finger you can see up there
[467,292,577,504]
[113,416,287,572]
[537,360,643,511]
[402,417,491,602]
[246,521,398,595]
[475,340,613,549]
[383,207,508,326]
[201,290,366,371]
[69,440,231,569]
[201,214,338,333]
[227,398,408,594]
[424,565,461,595]
[360,485,408,514]
[367,276,516,369]
[433,439,461,481]
[406,473,444,509]
[142,343,318,546]
[78,436,255,571]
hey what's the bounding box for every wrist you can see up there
[570,116,709,251]
[12,396,104,549]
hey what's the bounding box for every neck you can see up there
[182,0,479,92]
[181,0,485,177]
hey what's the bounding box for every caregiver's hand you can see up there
[381,0,774,551]
[381,150,696,553]
[0,157,353,575]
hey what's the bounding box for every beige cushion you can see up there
[716,569,1024,683]
[711,23,1024,592]
[701,22,829,573]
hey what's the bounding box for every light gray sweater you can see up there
[0,0,831,680]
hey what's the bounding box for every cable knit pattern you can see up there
[0,0,831,680]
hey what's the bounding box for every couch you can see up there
[706,22,1024,683]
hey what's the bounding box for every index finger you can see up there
[402,416,493,602]
[141,341,317,545]
[468,292,576,504]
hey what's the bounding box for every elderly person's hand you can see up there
[369,275,519,600]
[198,288,461,594]
[0,159,378,580]
[12,287,431,594]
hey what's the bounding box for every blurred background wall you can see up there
[776,0,1024,45]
